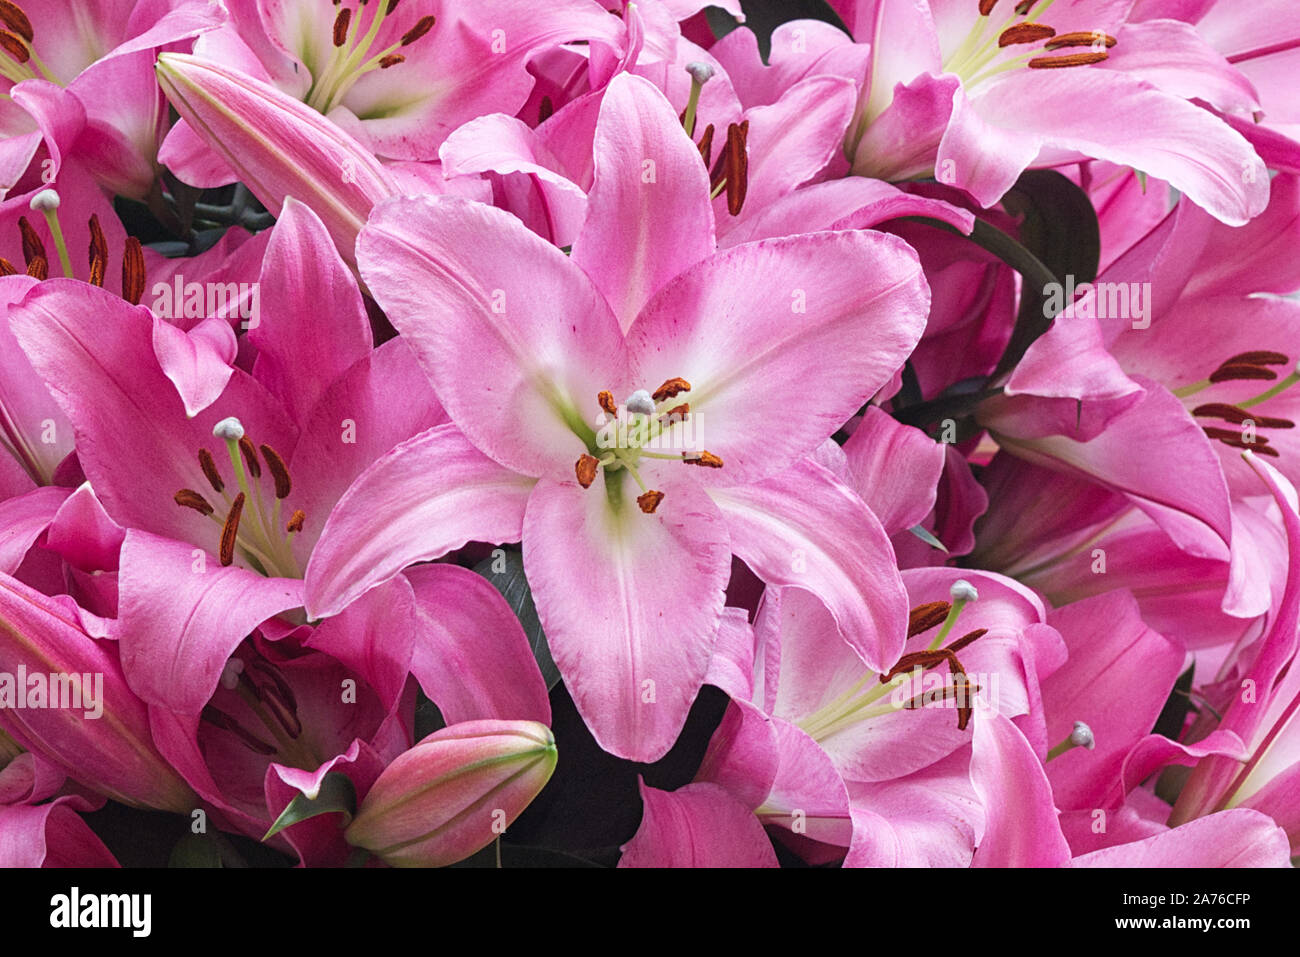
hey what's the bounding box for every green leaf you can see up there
[168,833,223,868]
[907,525,948,552]
[992,169,1101,379]
[262,772,356,841]
[474,550,562,691]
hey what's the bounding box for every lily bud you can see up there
[0,574,196,813]
[155,53,399,268]
[345,720,557,867]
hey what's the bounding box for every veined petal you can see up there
[304,424,536,620]
[286,338,446,559]
[1072,809,1291,867]
[358,194,628,479]
[117,531,303,715]
[960,69,1268,225]
[628,231,928,486]
[572,73,715,331]
[405,563,551,726]
[1103,19,1261,115]
[304,577,419,714]
[841,406,945,536]
[728,75,859,225]
[151,316,236,419]
[523,472,730,762]
[970,710,1071,867]
[250,198,372,424]
[985,382,1233,561]
[845,748,983,867]
[710,460,909,673]
[618,780,778,867]
[757,717,853,847]
[696,698,780,811]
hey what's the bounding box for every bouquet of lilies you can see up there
[0,0,1297,869]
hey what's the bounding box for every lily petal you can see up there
[710,460,909,673]
[523,471,730,762]
[304,424,536,620]
[619,779,778,867]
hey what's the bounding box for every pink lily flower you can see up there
[346,719,558,868]
[0,569,196,814]
[134,560,553,863]
[621,564,1067,866]
[978,172,1300,568]
[721,1,1268,224]
[313,71,931,762]
[0,0,224,199]
[8,199,453,725]
[160,0,621,186]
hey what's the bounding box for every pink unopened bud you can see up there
[345,719,557,867]
[0,574,196,813]
[155,53,399,269]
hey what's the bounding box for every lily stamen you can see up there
[176,418,305,576]
[174,489,215,516]
[1046,720,1096,760]
[220,493,245,567]
[1043,31,1116,50]
[682,62,714,138]
[29,189,73,278]
[998,23,1055,47]
[307,4,432,114]
[1028,51,1110,68]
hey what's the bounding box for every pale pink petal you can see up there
[1072,809,1291,867]
[523,471,729,762]
[970,710,1071,867]
[618,780,778,867]
[357,194,628,479]
[151,316,237,419]
[404,563,551,726]
[628,231,928,486]
[304,425,536,620]
[572,73,715,330]
[117,531,304,714]
[841,406,945,536]
[710,461,909,673]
